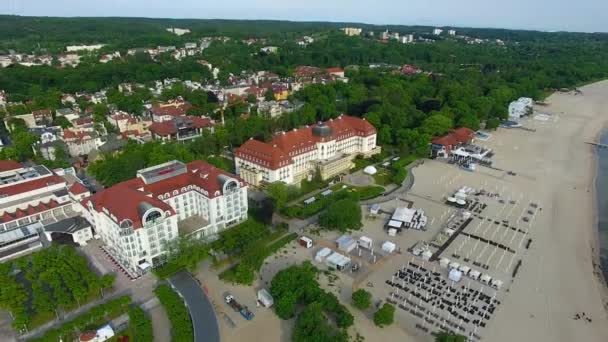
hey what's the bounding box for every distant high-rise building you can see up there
[448,29,456,36]
[433,28,444,35]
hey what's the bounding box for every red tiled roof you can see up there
[293,66,323,77]
[63,129,93,142]
[0,175,65,197]
[0,160,22,172]
[32,109,52,117]
[235,115,376,170]
[431,127,475,146]
[84,160,244,229]
[79,331,97,342]
[326,67,344,74]
[69,182,89,195]
[149,117,213,136]
[0,199,61,223]
[75,117,93,126]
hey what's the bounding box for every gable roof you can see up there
[431,127,475,146]
[0,161,22,173]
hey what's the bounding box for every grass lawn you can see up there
[373,168,393,185]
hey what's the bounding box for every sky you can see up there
[1,0,607,33]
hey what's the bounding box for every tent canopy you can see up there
[363,165,378,175]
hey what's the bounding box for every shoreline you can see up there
[591,126,608,293]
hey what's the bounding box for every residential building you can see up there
[149,116,214,143]
[448,29,457,36]
[0,161,94,262]
[66,44,105,52]
[399,34,414,44]
[80,160,248,275]
[0,90,7,106]
[433,28,444,35]
[234,115,380,186]
[166,27,191,36]
[149,99,192,122]
[62,129,101,157]
[326,67,345,78]
[260,46,279,54]
[341,27,362,36]
[430,128,475,158]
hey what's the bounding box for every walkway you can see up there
[169,271,220,342]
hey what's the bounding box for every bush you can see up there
[373,303,395,327]
[128,306,153,341]
[155,284,193,342]
[352,289,372,310]
[436,332,467,342]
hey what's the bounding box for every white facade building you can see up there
[66,44,105,52]
[341,27,362,36]
[80,160,248,275]
[0,161,93,261]
[508,97,534,120]
[433,28,444,35]
[234,115,380,186]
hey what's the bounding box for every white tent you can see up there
[422,250,433,261]
[326,252,351,270]
[439,258,451,268]
[443,228,455,236]
[468,270,481,280]
[449,262,460,270]
[480,274,492,284]
[257,289,274,307]
[458,265,471,275]
[491,279,503,290]
[315,247,332,262]
[363,165,378,175]
[358,236,373,249]
[387,220,402,229]
[97,325,115,341]
[448,269,463,282]
[392,207,416,223]
[382,241,396,254]
[387,228,397,237]
[336,235,357,253]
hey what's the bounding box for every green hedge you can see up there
[155,284,193,342]
[30,296,131,342]
[282,185,384,219]
[128,306,153,341]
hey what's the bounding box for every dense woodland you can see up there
[1,16,608,184]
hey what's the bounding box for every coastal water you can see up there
[595,130,608,283]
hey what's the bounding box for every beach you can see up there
[210,81,608,342]
[481,81,608,341]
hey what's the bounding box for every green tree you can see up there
[351,289,372,310]
[264,89,275,101]
[373,303,395,327]
[92,103,109,123]
[267,182,289,209]
[319,199,362,231]
[485,117,500,130]
[52,116,73,129]
[421,114,453,136]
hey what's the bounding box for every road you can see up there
[169,271,220,342]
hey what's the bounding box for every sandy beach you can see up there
[481,81,608,341]
[204,81,608,342]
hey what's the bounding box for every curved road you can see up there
[169,271,220,342]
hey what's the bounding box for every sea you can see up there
[594,130,608,284]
